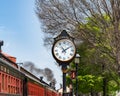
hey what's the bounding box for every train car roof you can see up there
[20,67,43,82]
[0,52,18,67]
[20,66,57,91]
[0,53,25,79]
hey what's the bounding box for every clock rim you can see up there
[52,38,76,63]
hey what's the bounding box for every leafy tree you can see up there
[67,41,119,95]
[36,0,120,95]
[36,0,120,69]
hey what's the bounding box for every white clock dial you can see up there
[53,39,76,62]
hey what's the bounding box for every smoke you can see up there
[23,61,56,84]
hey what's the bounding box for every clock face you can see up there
[52,39,76,62]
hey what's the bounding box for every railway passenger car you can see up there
[0,51,61,96]
[21,67,60,96]
[0,53,25,96]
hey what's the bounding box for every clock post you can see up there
[52,30,76,96]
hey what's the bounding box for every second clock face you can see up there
[53,39,76,62]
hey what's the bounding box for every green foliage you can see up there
[108,80,118,92]
[76,75,103,93]
[65,14,120,95]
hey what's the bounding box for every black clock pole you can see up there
[63,72,66,95]
[52,30,76,96]
[61,64,68,96]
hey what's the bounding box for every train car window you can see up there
[16,79,17,86]
[18,88,20,94]
[13,86,15,94]
[10,76,12,83]
[16,85,17,93]
[10,86,13,93]
[1,66,3,71]
[2,74,4,90]
[18,80,19,86]
[4,67,6,72]
[13,78,15,84]
[7,69,9,73]
[8,85,10,93]
[5,75,7,90]
[8,76,10,83]
[20,81,22,94]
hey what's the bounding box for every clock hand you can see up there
[61,46,66,53]
[64,46,72,51]
[61,46,64,50]
[62,46,72,53]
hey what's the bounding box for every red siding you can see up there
[46,89,59,96]
[0,71,23,95]
[28,82,45,96]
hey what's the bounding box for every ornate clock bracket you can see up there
[54,30,74,41]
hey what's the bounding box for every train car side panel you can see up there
[0,71,23,95]
[0,57,24,96]
[27,82,45,96]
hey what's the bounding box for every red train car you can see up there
[0,52,61,96]
[0,53,25,96]
[21,66,60,96]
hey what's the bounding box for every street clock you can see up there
[52,30,76,64]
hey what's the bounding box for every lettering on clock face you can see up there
[53,39,76,61]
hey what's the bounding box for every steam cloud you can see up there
[23,61,56,85]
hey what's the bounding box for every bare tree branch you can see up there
[36,0,120,67]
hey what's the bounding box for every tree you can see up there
[66,41,119,95]
[36,0,120,95]
[36,0,120,66]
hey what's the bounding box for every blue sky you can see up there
[0,0,62,89]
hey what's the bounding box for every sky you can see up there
[0,0,62,89]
